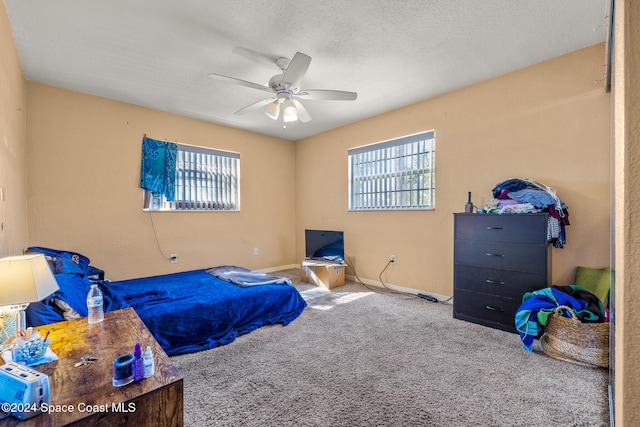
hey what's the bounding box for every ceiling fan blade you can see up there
[208,73,272,93]
[298,89,358,101]
[234,97,276,115]
[292,99,311,123]
[283,52,311,92]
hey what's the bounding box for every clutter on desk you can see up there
[113,342,154,387]
[1,328,58,366]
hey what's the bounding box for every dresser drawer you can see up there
[454,240,548,273]
[454,265,548,297]
[454,213,548,244]
[453,289,519,333]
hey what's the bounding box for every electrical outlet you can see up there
[254,247,259,255]
[390,254,396,264]
[170,254,178,264]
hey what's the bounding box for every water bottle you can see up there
[87,284,104,324]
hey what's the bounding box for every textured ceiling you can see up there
[5,0,609,141]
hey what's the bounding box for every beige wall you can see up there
[26,83,297,280]
[0,0,27,257]
[296,44,611,296]
[615,1,640,425]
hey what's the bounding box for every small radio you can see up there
[0,362,50,420]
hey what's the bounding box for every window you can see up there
[348,131,435,211]
[144,144,240,211]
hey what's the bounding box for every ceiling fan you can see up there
[208,52,357,123]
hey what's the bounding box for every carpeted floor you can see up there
[171,270,609,426]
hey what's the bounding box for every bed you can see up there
[24,247,307,356]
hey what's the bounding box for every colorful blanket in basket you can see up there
[515,286,604,351]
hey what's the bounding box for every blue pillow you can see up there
[27,247,91,271]
[51,273,92,318]
[25,301,65,327]
[55,255,86,275]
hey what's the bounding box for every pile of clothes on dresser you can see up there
[485,178,570,248]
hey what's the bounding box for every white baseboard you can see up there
[345,274,453,304]
[262,265,453,304]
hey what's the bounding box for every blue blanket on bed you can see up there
[24,247,307,356]
[108,269,306,356]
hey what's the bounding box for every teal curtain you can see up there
[140,137,177,201]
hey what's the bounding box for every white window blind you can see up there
[144,144,240,211]
[348,131,435,211]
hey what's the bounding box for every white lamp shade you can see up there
[0,254,60,305]
[265,101,280,120]
[283,99,297,122]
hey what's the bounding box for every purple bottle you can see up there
[133,343,144,381]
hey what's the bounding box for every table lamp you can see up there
[0,254,60,334]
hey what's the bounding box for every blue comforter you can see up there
[108,269,307,356]
[24,247,307,356]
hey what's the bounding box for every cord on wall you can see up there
[344,254,419,301]
[148,212,171,261]
[344,253,452,303]
[344,253,395,295]
[378,259,394,290]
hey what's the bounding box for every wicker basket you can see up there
[540,305,609,368]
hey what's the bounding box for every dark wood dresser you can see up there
[453,213,551,333]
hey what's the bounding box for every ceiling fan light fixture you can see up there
[210,51,356,126]
[283,98,297,122]
[265,101,280,120]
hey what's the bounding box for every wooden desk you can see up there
[1,308,183,426]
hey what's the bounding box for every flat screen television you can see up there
[305,229,344,264]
